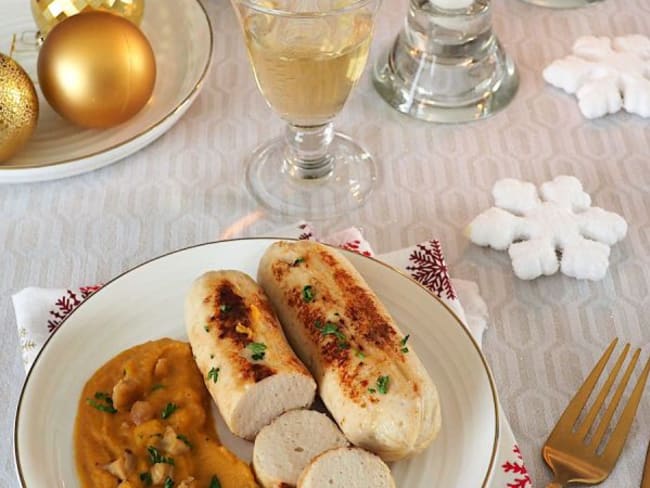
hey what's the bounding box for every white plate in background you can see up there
[0,0,212,183]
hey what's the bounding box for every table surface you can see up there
[1,0,649,486]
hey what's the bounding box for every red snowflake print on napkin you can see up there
[406,240,457,300]
[340,239,372,257]
[502,445,532,488]
[47,285,102,333]
[297,223,315,241]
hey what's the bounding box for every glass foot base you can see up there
[373,46,519,124]
[245,133,377,220]
[519,0,603,7]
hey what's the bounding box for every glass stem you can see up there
[283,122,335,180]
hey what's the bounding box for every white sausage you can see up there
[185,270,316,440]
[258,241,441,461]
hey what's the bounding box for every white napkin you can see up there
[11,223,532,487]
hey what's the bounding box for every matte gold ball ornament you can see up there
[0,53,39,163]
[37,11,156,129]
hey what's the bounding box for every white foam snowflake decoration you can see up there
[467,176,627,281]
[543,35,650,119]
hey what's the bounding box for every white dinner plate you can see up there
[14,238,499,487]
[0,0,212,183]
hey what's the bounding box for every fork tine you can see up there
[551,338,618,432]
[590,348,640,450]
[576,343,630,440]
[601,356,650,464]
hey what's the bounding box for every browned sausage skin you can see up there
[258,241,441,461]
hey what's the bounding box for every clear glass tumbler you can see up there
[373,0,518,123]
[232,0,381,219]
[519,0,602,7]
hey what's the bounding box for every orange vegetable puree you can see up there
[74,338,258,488]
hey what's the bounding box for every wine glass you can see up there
[232,0,381,219]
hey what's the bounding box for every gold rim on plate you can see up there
[13,237,499,487]
[1,0,213,171]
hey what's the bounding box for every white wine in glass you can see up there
[245,13,372,125]
[233,0,381,219]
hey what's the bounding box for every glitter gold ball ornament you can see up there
[0,53,39,163]
[37,11,156,128]
[31,0,144,38]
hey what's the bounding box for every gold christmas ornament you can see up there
[37,11,156,128]
[0,53,39,163]
[31,0,144,38]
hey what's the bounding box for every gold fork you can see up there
[543,338,650,487]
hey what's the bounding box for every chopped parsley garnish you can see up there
[86,399,117,413]
[204,325,210,332]
[94,392,112,402]
[302,285,314,302]
[247,342,267,361]
[86,392,117,413]
[368,388,376,394]
[355,350,366,359]
[207,367,220,383]
[376,375,390,394]
[210,475,222,488]
[161,402,178,419]
[400,334,410,353]
[317,321,349,349]
[164,477,174,488]
[147,446,175,465]
[220,304,231,313]
[151,383,165,392]
[320,322,346,341]
[140,472,153,485]
[176,434,192,449]
[292,257,304,266]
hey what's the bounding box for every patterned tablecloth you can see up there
[1,0,648,486]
